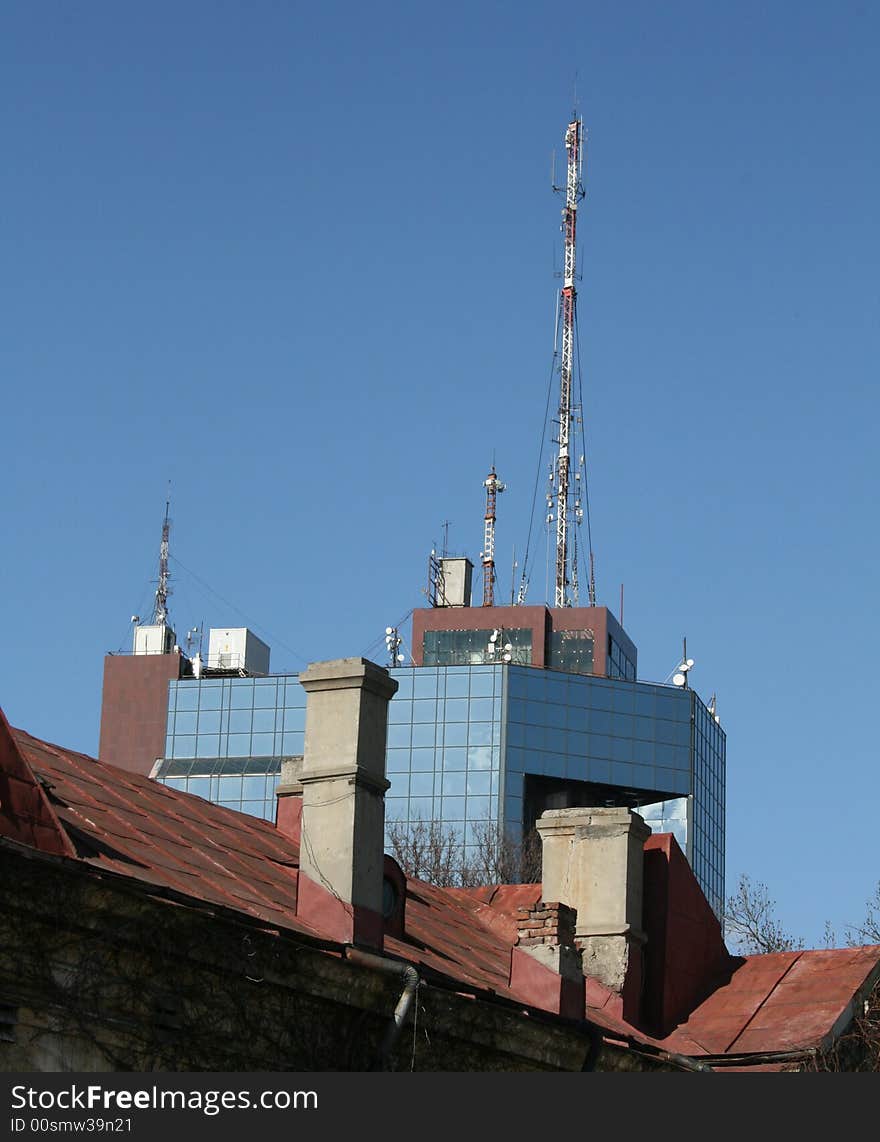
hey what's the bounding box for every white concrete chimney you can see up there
[536,806,650,1020]
[295,658,398,949]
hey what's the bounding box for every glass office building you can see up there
[155,663,725,916]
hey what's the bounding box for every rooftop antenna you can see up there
[384,626,406,667]
[672,637,695,690]
[487,628,513,664]
[550,113,588,607]
[152,493,172,626]
[185,623,203,657]
[480,464,505,606]
[426,544,444,607]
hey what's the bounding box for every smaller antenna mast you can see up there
[481,465,505,607]
[384,626,406,667]
[671,637,695,690]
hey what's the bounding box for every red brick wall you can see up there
[98,653,182,775]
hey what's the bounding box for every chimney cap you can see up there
[299,657,399,700]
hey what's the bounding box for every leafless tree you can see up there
[811,980,880,1072]
[387,816,541,888]
[458,819,542,887]
[845,881,880,946]
[386,817,462,885]
[723,873,805,955]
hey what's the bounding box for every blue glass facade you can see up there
[385,665,503,855]
[156,663,725,915]
[159,675,305,820]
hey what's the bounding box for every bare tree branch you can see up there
[845,881,880,947]
[723,873,804,955]
[387,816,541,888]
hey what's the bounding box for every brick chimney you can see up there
[509,900,584,1018]
[537,806,650,1022]
[294,658,398,950]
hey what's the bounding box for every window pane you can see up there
[171,735,196,759]
[412,723,436,748]
[441,796,466,821]
[250,732,275,756]
[387,723,412,748]
[467,771,491,795]
[442,771,466,797]
[410,772,434,797]
[226,733,251,756]
[466,795,491,821]
[173,711,198,736]
[230,683,254,709]
[387,749,413,773]
[441,748,466,771]
[409,796,435,820]
[252,708,276,733]
[174,687,200,712]
[243,775,267,800]
[197,710,221,734]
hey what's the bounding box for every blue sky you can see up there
[2,2,878,949]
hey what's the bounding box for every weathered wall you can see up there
[0,845,669,1073]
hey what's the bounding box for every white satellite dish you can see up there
[672,672,686,687]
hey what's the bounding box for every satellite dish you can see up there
[686,658,695,669]
[396,653,405,663]
[489,631,498,642]
[385,627,393,635]
[672,672,686,687]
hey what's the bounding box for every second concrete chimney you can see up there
[295,657,398,949]
[537,806,650,1022]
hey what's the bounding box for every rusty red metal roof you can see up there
[3,709,879,1069]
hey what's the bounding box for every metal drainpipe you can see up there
[345,947,421,1072]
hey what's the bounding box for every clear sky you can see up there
[2,1,878,950]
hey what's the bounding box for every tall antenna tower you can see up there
[152,498,172,626]
[481,465,505,606]
[549,115,590,608]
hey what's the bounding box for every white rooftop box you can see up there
[207,627,271,675]
[133,624,176,656]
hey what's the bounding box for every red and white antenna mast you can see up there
[152,497,172,625]
[481,465,505,606]
[550,115,589,608]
